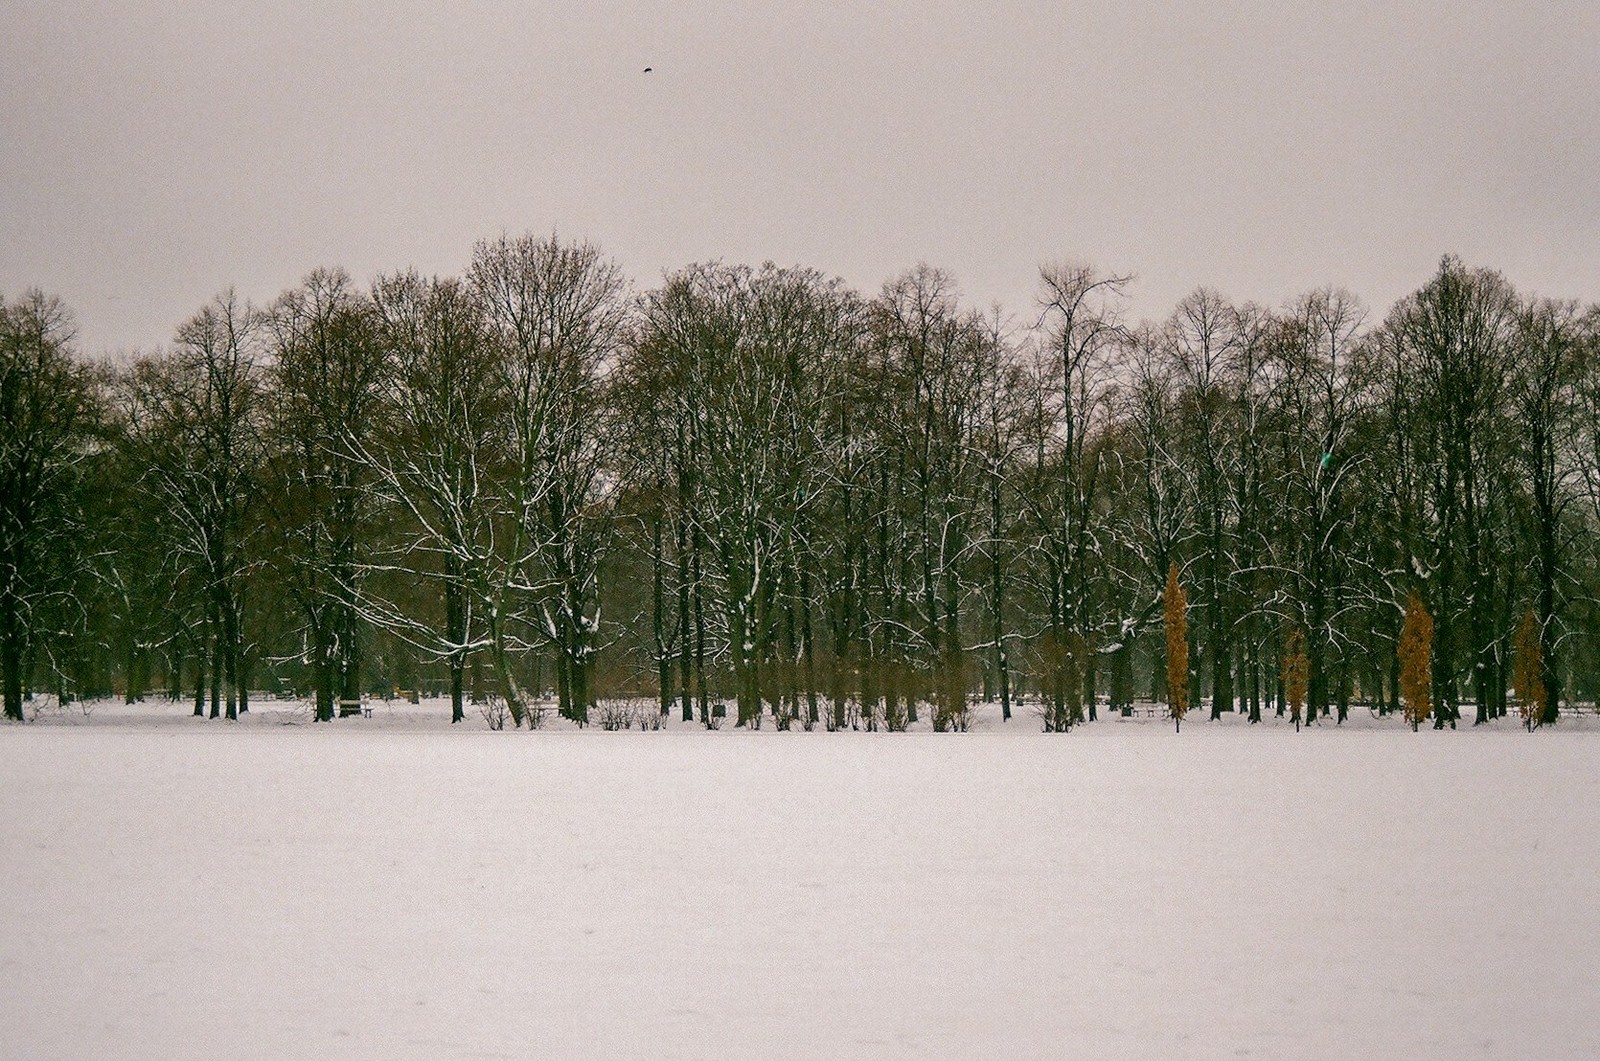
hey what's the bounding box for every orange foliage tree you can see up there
[1283,626,1310,732]
[1512,608,1545,732]
[1398,591,1433,732]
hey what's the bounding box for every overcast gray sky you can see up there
[3,0,1597,355]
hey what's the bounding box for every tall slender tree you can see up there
[358,272,507,725]
[264,268,385,721]
[469,233,629,724]
[124,291,263,720]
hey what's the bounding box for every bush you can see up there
[479,697,510,731]
[597,700,632,731]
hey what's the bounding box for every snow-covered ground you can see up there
[4,699,1598,1059]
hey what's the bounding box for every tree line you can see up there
[5,236,1600,730]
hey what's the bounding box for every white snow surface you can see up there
[4,699,1599,1060]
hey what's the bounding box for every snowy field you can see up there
[4,700,1599,1059]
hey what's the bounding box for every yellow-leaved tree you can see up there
[1398,591,1433,732]
[1165,563,1188,732]
[1283,626,1310,732]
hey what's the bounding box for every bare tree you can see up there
[0,291,97,720]
[358,271,507,725]
[1025,262,1131,727]
[263,268,386,720]
[1380,257,1519,726]
[469,233,629,724]
[1511,298,1587,725]
[1165,288,1246,720]
[971,308,1029,721]
[1272,288,1368,723]
[869,265,993,730]
[123,291,264,720]
[1100,325,1192,712]
[627,264,749,727]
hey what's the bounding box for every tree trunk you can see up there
[990,471,1010,722]
[339,601,362,713]
[486,615,529,728]
[679,569,694,720]
[801,566,819,726]
[1111,637,1132,717]
[238,653,251,716]
[692,546,708,726]
[223,597,239,721]
[652,512,671,716]
[1,594,22,722]
[570,648,589,726]
[1214,640,1234,718]
[314,623,335,723]
[123,637,139,705]
[208,631,222,720]
[940,577,962,729]
[449,653,465,725]
[445,570,466,724]
[193,646,206,717]
[1247,639,1262,724]
[1537,516,1561,726]
[1083,647,1097,723]
[1335,659,1349,724]
[555,650,571,721]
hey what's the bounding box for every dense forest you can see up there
[4,236,1599,730]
